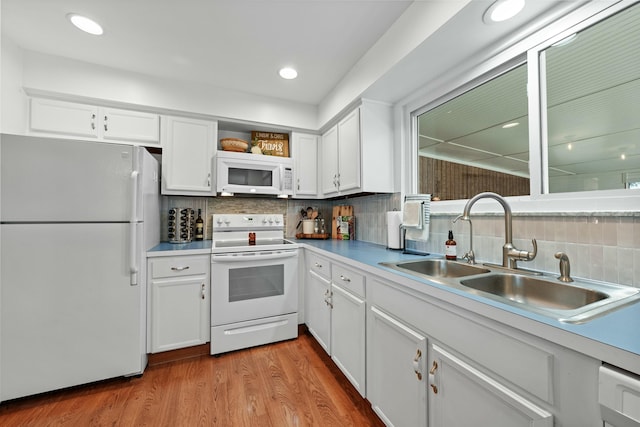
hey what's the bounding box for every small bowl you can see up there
[220,138,249,152]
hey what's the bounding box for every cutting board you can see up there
[332,205,353,239]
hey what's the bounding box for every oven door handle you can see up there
[211,250,298,262]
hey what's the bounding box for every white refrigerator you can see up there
[0,134,160,401]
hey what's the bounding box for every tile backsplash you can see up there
[427,214,640,287]
[161,194,639,287]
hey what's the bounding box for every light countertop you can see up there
[298,238,640,375]
[147,240,212,257]
[147,237,640,374]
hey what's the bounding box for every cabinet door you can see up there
[305,270,331,353]
[101,107,159,144]
[429,344,553,427]
[336,107,361,193]
[320,125,339,197]
[292,132,318,198]
[368,306,428,427]
[330,284,366,397]
[150,275,209,353]
[29,98,99,138]
[161,116,217,196]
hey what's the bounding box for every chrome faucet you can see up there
[459,192,537,270]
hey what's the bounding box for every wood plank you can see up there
[0,330,384,427]
[332,205,353,239]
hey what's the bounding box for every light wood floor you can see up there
[0,330,384,426]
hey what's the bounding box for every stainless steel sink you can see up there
[380,259,490,279]
[460,274,640,323]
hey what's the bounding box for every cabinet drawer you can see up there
[307,252,331,279]
[150,255,209,278]
[332,264,365,298]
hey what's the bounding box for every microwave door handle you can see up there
[279,165,284,192]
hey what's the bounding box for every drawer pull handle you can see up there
[201,283,206,300]
[314,262,323,268]
[340,274,351,282]
[170,266,190,271]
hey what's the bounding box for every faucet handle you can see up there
[509,238,537,262]
[528,238,537,260]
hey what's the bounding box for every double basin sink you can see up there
[379,259,640,323]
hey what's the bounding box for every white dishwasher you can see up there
[600,365,640,427]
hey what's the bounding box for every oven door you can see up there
[210,249,298,325]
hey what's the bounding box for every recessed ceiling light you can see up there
[483,0,525,24]
[502,122,519,129]
[279,67,298,80]
[67,13,103,35]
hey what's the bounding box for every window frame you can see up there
[407,0,639,214]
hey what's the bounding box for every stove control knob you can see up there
[267,217,274,224]
[274,217,281,225]
[216,217,223,225]
[262,217,268,224]
[222,218,230,226]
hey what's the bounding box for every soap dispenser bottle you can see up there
[445,230,457,260]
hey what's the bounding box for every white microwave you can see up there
[215,151,294,196]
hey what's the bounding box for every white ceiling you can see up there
[1,0,413,105]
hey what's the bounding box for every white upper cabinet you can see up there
[161,116,217,196]
[292,132,319,198]
[29,98,160,144]
[321,125,340,197]
[320,100,394,198]
[100,107,160,143]
[336,108,361,193]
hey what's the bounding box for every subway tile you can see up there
[617,217,635,248]
[602,246,618,283]
[602,217,618,246]
[616,248,634,286]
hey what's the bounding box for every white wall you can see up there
[317,0,470,129]
[14,49,319,131]
[0,36,27,134]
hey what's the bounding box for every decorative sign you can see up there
[251,131,289,157]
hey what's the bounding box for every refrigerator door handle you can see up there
[129,169,140,285]
[129,147,142,286]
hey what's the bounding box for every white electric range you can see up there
[210,214,299,355]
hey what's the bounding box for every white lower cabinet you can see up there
[428,344,552,427]
[367,305,428,427]
[330,282,366,395]
[148,255,210,353]
[306,269,331,353]
[304,249,604,427]
[304,253,367,396]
